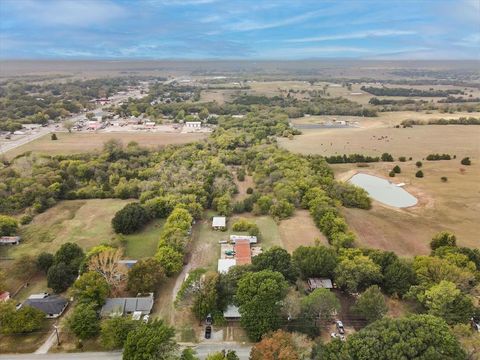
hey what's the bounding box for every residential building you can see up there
[100,293,154,317]
[230,235,257,244]
[23,294,68,318]
[185,121,201,128]
[307,278,334,292]
[235,239,251,265]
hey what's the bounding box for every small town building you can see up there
[118,259,138,269]
[217,259,236,274]
[234,239,251,265]
[145,121,156,128]
[223,304,241,320]
[100,293,154,317]
[185,121,202,128]
[212,216,226,230]
[307,278,333,292]
[23,294,68,318]
[230,235,257,244]
[0,236,21,245]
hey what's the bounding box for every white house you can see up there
[185,121,202,128]
[212,216,226,230]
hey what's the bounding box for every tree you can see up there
[36,252,54,274]
[334,315,465,359]
[253,195,273,215]
[127,258,165,294]
[54,242,85,270]
[88,248,127,292]
[231,218,260,236]
[199,107,209,121]
[0,215,18,236]
[155,245,183,276]
[63,119,74,133]
[0,301,44,335]
[250,330,313,360]
[100,317,139,350]
[334,255,382,293]
[422,280,474,324]
[180,348,200,360]
[461,157,471,165]
[430,231,456,250]
[123,320,178,360]
[415,170,424,178]
[236,270,288,341]
[47,262,78,293]
[192,271,219,320]
[301,288,340,322]
[416,161,422,167]
[382,259,416,297]
[72,271,110,307]
[352,285,388,323]
[252,246,296,282]
[206,350,239,360]
[213,194,233,216]
[67,303,100,340]
[381,153,393,162]
[392,165,401,174]
[388,170,395,177]
[292,246,338,279]
[112,203,149,234]
[51,133,58,140]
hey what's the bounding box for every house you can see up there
[185,121,201,128]
[307,278,333,292]
[230,235,257,244]
[0,236,21,245]
[223,304,241,320]
[217,259,236,274]
[212,216,226,230]
[145,121,156,128]
[100,293,154,317]
[0,291,10,302]
[234,239,251,265]
[23,294,68,318]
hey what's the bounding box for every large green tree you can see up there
[155,245,183,276]
[235,270,288,341]
[352,285,388,323]
[0,301,44,335]
[334,255,382,293]
[301,288,340,322]
[127,258,165,294]
[67,303,100,340]
[252,246,297,282]
[192,271,219,321]
[292,246,338,279]
[123,320,178,360]
[100,317,139,350]
[72,271,110,307]
[112,203,149,234]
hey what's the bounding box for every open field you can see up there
[334,160,480,256]
[4,131,207,159]
[123,219,164,259]
[278,210,328,252]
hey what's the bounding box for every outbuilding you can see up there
[307,278,334,292]
[223,305,241,320]
[217,259,236,274]
[0,236,21,245]
[212,216,226,230]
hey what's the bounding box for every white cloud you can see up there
[456,33,480,47]
[229,10,324,31]
[286,30,416,43]
[7,0,126,27]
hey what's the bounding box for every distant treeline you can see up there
[361,86,464,97]
[401,117,480,126]
[369,97,426,105]
[324,152,395,164]
[438,96,480,103]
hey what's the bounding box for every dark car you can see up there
[205,325,212,339]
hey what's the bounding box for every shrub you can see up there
[441,176,448,182]
[232,218,260,236]
[246,187,254,194]
[393,165,401,174]
[51,133,58,140]
[461,157,471,165]
[381,153,394,162]
[415,170,424,178]
[20,214,33,225]
[398,157,406,162]
[0,215,18,236]
[111,203,149,234]
[416,161,422,168]
[389,171,395,177]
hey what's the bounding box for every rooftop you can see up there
[218,258,236,273]
[100,293,154,317]
[235,239,251,265]
[212,216,226,228]
[23,295,68,316]
[308,278,333,289]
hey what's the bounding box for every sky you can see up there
[0,0,479,60]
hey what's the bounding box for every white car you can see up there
[142,315,150,323]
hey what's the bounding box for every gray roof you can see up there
[23,295,68,315]
[224,305,241,318]
[308,278,333,289]
[100,294,154,317]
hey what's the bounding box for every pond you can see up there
[349,173,418,208]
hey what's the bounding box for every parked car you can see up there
[143,315,150,323]
[205,325,212,339]
[206,313,213,325]
[336,320,345,334]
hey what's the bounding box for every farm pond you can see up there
[349,173,418,208]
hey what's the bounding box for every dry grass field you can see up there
[5,131,207,159]
[278,210,328,252]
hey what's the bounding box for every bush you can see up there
[389,171,395,177]
[461,157,471,165]
[111,203,149,234]
[393,165,401,174]
[398,157,406,162]
[231,218,260,236]
[430,231,456,250]
[381,153,394,162]
[51,133,58,140]
[20,214,33,225]
[415,170,424,178]
[246,187,254,194]
[441,176,448,182]
[0,215,18,236]
[416,161,422,168]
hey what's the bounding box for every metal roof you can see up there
[23,295,68,315]
[217,259,236,273]
[212,216,226,227]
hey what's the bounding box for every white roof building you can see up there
[230,235,257,244]
[223,304,241,319]
[212,216,226,229]
[218,259,236,274]
[185,121,202,128]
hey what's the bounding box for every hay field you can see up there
[278,210,328,252]
[5,131,207,159]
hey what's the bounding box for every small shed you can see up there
[307,278,333,292]
[212,216,226,230]
[223,305,241,320]
[185,121,201,128]
[218,259,236,274]
[230,235,257,244]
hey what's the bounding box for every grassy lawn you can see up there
[0,320,52,354]
[122,219,165,259]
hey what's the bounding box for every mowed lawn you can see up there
[5,131,207,159]
[123,219,164,259]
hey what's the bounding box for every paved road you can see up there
[0,343,251,360]
[0,126,52,154]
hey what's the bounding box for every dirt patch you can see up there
[279,210,328,252]
[232,174,254,201]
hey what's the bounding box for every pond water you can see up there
[349,173,418,208]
